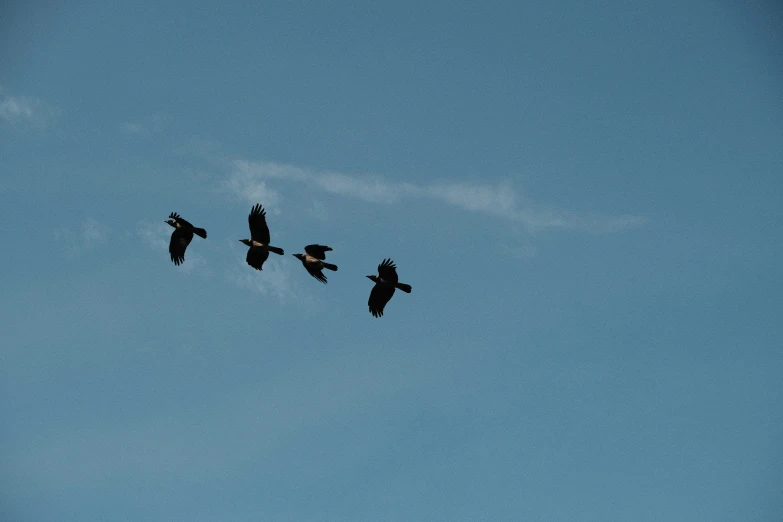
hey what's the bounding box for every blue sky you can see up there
[1,1,782,520]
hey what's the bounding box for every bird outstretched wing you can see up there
[305,263,328,283]
[377,258,399,283]
[248,204,271,244]
[169,212,194,229]
[304,244,332,260]
[246,246,269,270]
[368,283,395,317]
[169,228,193,265]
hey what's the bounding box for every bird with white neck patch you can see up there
[293,244,338,283]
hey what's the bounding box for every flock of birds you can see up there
[165,204,412,318]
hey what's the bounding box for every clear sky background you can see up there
[1,1,782,520]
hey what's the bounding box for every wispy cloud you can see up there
[225,241,308,305]
[122,122,145,134]
[223,167,282,213]
[55,218,111,257]
[228,259,294,301]
[136,220,170,251]
[0,86,58,128]
[228,159,646,234]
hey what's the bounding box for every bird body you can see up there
[366,258,411,317]
[165,212,206,265]
[293,244,337,283]
[240,203,284,270]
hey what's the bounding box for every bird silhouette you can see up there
[366,258,411,317]
[293,244,338,283]
[239,203,284,270]
[165,212,207,266]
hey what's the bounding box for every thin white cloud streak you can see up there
[55,218,111,257]
[0,86,58,127]
[229,159,646,234]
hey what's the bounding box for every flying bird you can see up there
[165,212,207,266]
[366,258,412,317]
[293,244,338,283]
[239,203,284,270]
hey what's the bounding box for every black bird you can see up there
[293,244,338,283]
[165,212,207,266]
[239,203,284,270]
[366,258,412,317]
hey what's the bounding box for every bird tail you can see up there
[322,262,338,271]
[395,282,412,293]
[193,227,207,239]
[268,245,284,255]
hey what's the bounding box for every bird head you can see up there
[293,253,304,260]
[165,219,177,228]
[239,239,252,246]
[366,275,378,283]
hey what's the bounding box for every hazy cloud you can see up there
[228,260,293,301]
[0,86,58,128]
[120,114,170,137]
[225,238,311,306]
[55,219,111,257]
[223,167,282,213]
[136,220,170,251]
[122,122,145,134]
